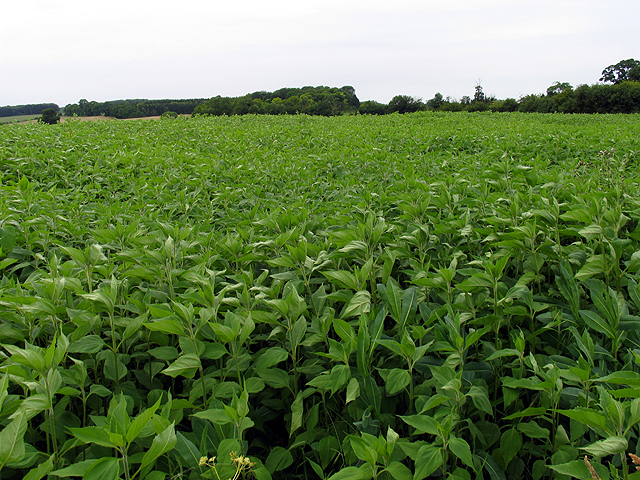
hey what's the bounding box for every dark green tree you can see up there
[387,95,425,113]
[427,92,444,110]
[358,100,387,115]
[546,81,573,96]
[40,108,60,124]
[600,59,640,84]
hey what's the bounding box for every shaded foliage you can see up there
[194,85,360,117]
[63,98,208,118]
[39,108,60,125]
[600,58,640,84]
[0,103,59,118]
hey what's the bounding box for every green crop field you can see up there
[1,112,640,480]
[0,114,41,125]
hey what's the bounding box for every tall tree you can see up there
[600,59,640,84]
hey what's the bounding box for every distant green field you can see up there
[0,114,40,124]
[1,113,640,480]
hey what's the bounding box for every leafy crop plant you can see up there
[0,112,639,479]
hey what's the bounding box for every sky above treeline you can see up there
[2,0,639,108]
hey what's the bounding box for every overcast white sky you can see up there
[1,0,639,107]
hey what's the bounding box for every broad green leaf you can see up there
[448,436,474,469]
[342,291,371,318]
[548,459,609,480]
[504,407,548,420]
[257,368,290,389]
[290,392,304,436]
[139,422,177,472]
[122,313,146,342]
[349,435,377,464]
[68,335,105,354]
[414,444,443,480]
[291,316,307,349]
[499,428,522,467]
[323,270,359,291]
[209,323,237,344]
[387,427,399,456]
[127,398,161,443]
[384,368,411,396]
[517,421,550,439]
[68,426,115,448]
[22,454,54,480]
[580,310,615,339]
[575,255,605,281]
[84,457,119,480]
[399,286,418,331]
[385,279,402,322]
[485,348,522,361]
[265,446,293,474]
[49,459,96,477]
[467,385,493,415]
[255,347,289,370]
[3,344,46,372]
[580,436,627,457]
[347,377,360,403]
[245,376,265,393]
[376,338,406,358]
[0,227,16,255]
[174,432,202,470]
[89,384,113,398]
[202,342,228,360]
[557,408,608,432]
[148,346,179,361]
[329,364,351,395]
[144,318,185,335]
[161,354,201,379]
[399,414,439,435]
[193,408,232,425]
[327,466,367,480]
[0,411,27,467]
[384,461,412,480]
[333,318,356,345]
[578,224,603,238]
[597,371,640,386]
[476,452,507,480]
[143,472,169,480]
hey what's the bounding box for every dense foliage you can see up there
[1,113,640,480]
[62,99,209,119]
[0,103,59,118]
[40,108,61,125]
[193,86,360,117]
[600,59,640,85]
[55,60,640,121]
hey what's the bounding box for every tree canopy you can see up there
[600,58,640,84]
[49,59,640,120]
[193,86,360,117]
[40,108,60,124]
[0,103,59,118]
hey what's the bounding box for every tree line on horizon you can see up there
[61,98,207,119]
[0,103,59,118]
[6,59,639,120]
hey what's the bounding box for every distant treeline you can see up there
[191,81,640,116]
[62,98,208,119]
[0,103,59,118]
[54,58,640,119]
[193,85,360,116]
[414,81,640,114]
